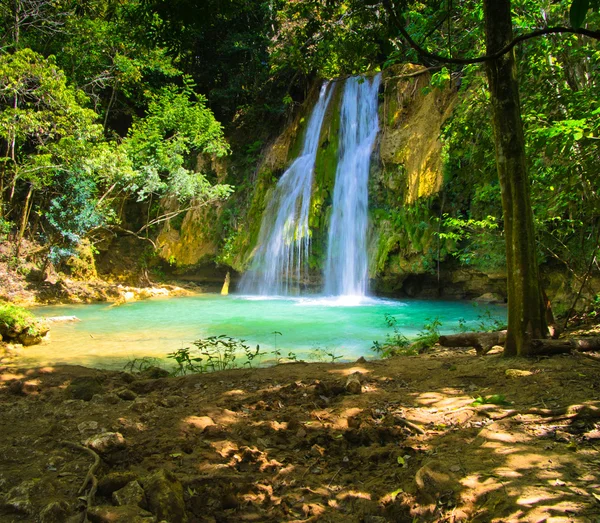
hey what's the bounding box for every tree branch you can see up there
[382,0,600,65]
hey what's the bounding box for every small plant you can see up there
[476,307,507,332]
[168,335,260,375]
[471,394,511,407]
[167,347,204,376]
[270,331,284,363]
[411,317,442,351]
[123,357,163,374]
[371,314,414,358]
[310,346,344,363]
[244,343,265,368]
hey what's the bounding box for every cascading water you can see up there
[324,74,381,298]
[240,82,334,295]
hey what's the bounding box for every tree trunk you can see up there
[483,0,548,356]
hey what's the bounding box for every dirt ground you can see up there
[1,341,600,523]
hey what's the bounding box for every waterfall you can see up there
[324,74,381,297]
[240,82,334,295]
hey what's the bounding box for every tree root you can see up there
[61,441,100,521]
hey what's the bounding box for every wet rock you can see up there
[142,469,187,523]
[113,480,146,508]
[85,432,126,454]
[345,372,363,395]
[117,388,137,401]
[68,376,104,401]
[87,505,156,522]
[97,471,139,496]
[39,500,71,523]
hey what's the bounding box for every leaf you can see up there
[389,488,403,501]
[397,456,406,466]
[570,0,590,28]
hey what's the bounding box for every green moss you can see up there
[0,301,35,332]
[0,301,46,342]
[226,167,275,270]
[307,82,344,268]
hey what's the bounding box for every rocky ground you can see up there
[0,239,197,307]
[1,343,600,523]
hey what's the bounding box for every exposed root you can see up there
[61,441,100,520]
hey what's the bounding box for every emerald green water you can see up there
[24,294,506,371]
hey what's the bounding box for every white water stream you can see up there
[324,74,381,297]
[240,82,334,295]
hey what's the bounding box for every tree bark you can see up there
[439,331,507,355]
[531,337,600,355]
[483,0,548,356]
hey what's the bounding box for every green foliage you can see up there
[124,83,232,205]
[371,314,414,358]
[123,357,163,373]
[0,218,11,241]
[310,346,344,363]
[168,335,264,375]
[0,301,35,333]
[167,347,205,376]
[412,317,442,351]
[471,394,512,407]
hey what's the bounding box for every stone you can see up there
[345,372,363,395]
[78,420,99,434]
[160,395,182,408]
[2,480,36,514]
[97,471,139,496]
[505,369,533,378]
[39,500,71,523]
[87,505,156,522]
[117,389,137,401]
[85,432,126,454]
[130,397,152,413]
[473,292,505,304]
[113,480,146,508]
[142,469,187,523]
[68,377,104,401]
[90,392,120,404]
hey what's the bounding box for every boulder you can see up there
[142,469,187,523]
[68,376,104,401]
[113,480,146,508]
[85,432,126,454]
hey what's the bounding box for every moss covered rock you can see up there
[0,301,49,345]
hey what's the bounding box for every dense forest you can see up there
[3,2,600,522]
[1,0,600,341]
